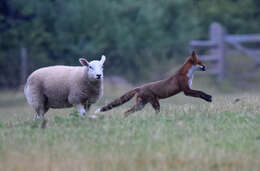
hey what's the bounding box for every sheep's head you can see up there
[79,55,106,80]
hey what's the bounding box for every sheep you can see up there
[24,55,106,120]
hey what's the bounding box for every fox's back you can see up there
[138,76,180,99]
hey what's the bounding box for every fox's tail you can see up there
[96,88,138,113]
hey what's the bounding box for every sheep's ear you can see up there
[100,55,106,64]
[79,58,89,66]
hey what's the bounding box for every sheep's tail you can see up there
[96,88,138,113]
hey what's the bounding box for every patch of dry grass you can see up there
[0,86,260,171]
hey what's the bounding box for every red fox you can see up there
[94,51,212,117]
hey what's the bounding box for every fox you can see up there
[93,51,212,118]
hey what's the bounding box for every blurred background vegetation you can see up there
[1,0,260,88]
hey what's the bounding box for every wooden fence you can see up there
[20,47,28,85]
[190,22,260,80]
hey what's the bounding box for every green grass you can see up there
[0,85,260,171]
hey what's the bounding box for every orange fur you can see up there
[99,51,212,117]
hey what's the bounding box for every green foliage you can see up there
[195,0,260,35]
[1,0,260,86]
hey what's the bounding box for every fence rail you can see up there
[190,22,260,80]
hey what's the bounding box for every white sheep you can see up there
[24,55,106,119]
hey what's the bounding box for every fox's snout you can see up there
[200,65,206,71]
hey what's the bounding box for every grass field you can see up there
[0,83,260,171]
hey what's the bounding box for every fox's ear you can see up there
[79,58,89,66]
[192,50,196,58]
[191,50,197,61]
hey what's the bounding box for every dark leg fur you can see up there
[150,98,160,114]
[35,97,49,129]
[31,108,49,129]
[183,89,212,102]
[85,103,91,109]
[124,97,147,117]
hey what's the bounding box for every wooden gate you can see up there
[190,22,260,80]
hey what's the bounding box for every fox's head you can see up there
[188,50,206,72]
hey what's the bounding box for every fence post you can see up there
[20,47,28,85]
[210,22,225,80]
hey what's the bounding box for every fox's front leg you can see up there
[183,87,212,102]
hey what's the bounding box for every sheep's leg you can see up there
[27,90,48,120]
[32,104,49,128]
[76,104,87,116]
[34,113,41,120]
[35,103,49,118]
[25,88,49,128]
[84,103,91,114]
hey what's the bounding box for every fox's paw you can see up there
[204,94,212,102]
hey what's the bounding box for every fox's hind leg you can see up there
[150,98,160,114]
[124,96,146,117]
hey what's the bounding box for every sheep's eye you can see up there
[89,66,93,70]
